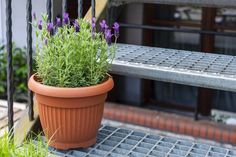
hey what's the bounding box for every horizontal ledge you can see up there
[110,0,236,8]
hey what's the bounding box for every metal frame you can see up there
[6,0,13,135]
[110,44,236,119]
[26,0,34,121]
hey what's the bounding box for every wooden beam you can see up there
[84,0,108,21]
[14,101,40,146]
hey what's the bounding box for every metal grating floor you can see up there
[111,44,236,92]
[50,125,236,157]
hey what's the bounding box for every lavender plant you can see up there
[34,13,119,87]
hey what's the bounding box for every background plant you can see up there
[0,44,30,102]
[0,132,53,157]
[34,14,118,87]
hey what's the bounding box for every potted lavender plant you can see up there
[28,13,119,150]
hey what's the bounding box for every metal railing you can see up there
[5,0,94,138]
[5,0,236,137]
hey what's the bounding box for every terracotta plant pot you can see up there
[28,74,114,150]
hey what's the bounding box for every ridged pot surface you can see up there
[28,74,114,150]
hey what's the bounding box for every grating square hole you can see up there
[96,145,113,151]
[142,138,157,144]
[228,150,236,155]
[102,140,119,147]
[190,148,208,155]
[186,152,205,157]
[174,145,190,151]
[123,139,139,145]
[97,133,107,139]
[113,132,127,138]
[131,131,146,137]
[133,147,149,154]
[76,148,92,153]
[149,150,166,157]
[112,147,129,155]
[161,137,177,143]
[127,135,143,141]
[178,141,193,147]
[146,135,161,141]
[211,146,228,154]
[86,154,101,157]
[170,149,187,156]
[108,136,123,142]
[128,151,147,157]
[103,126,117,131]
[90,149,107,156]
[153,145,170,153]
[118,143,134,150]
[107,152,124,157]
[138,142,154,149]
[116,128,131,134]
[208,152,226,157]
[96,138,104,143]
[169,154,182,157]
[158,141,173,148]
[100,130,112,135]
[193,143,210,150]
[70,150,87,156]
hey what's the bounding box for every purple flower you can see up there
[92,17,96,23]
[91,18,96,38]
[44,39,48,45]
[56,17,62,27]
[33,12,36,20]
[105,29,113,45]
[113,22,119,38]
[38,20,42,30]
[63,13,69,25]
[99,20,108,32]
[92,22,96,32]
[47,22,54,35]
[73,20,80,32]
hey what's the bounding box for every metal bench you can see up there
[111,44,236,119]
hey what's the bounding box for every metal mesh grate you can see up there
[115,44,236,76]
[50,125,236,157]
[111,44,236,92]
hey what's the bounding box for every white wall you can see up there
[0,0,47,47]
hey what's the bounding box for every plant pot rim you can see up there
[28,73,114,98]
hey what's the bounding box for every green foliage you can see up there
[0,45,28,102]
[34,15,116,87]
[0,132,53,157]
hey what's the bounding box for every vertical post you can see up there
[195,7,216,120]
[141,4,156,106]
[5,0,14,135]
[47,0,52,22]
[78,0,83,18]
[26,0,34,121]
[91,0,95,18]
[63,0,67,14]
